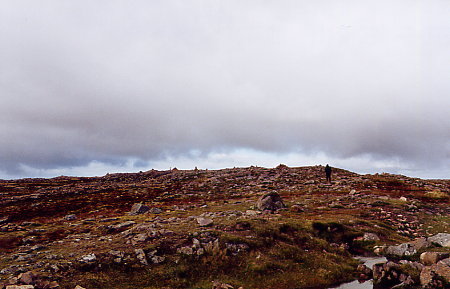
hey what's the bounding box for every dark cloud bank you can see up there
[0,1,449,179]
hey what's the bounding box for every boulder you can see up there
[130,203,150,215]
[420,252,450,265]
[256,192,286,211]
[420,260,450,286]
[74,286,86,289]
[428,233,450,247]
[385,243,417,257]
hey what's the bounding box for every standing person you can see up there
[325,164,332,183]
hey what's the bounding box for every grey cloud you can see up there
[0,1,449,177]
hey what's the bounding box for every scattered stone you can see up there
[363,232,380,241]
[256,192,286,211]
[0,217,10,225]
[130,203,150,215]
[64,214,77,221]
[356,264,372,280]
[135,249,148,265]
[197,217,213,227]
[48,281,60,288]
[150,255,165,264]
[149,207,163,214]
[18,271,35,285]
[108,221,136,232]
[245,210,259,216]
[212,281,234,289]
[290,204,304,213]
[177,246,194,255]
[80,254,96,263]
[225,243,249,255]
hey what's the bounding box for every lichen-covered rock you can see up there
[256,192,286,211]
[428,233,450,247]
[385,243,417,257]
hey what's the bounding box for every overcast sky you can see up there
[1,1,449,179]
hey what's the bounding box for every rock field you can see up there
[0,165,449,289]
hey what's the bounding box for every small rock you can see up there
[149,207,163,214]
[0,217,10,225]
[130,203,150,215]
[420,252,450,265]
[151,255,165,264]
[385,242,421,257]
[18,271,36,285]
[48,281,59,288]
[80,254,96,263]
[6,286,35,289]
[108,221,136,232]
[177,246,194,255]
[409,238,431,251]
[245,210,259,216]
[135,249,148,265]
[197,217,213,227]
[74,286,86,289]
[290,204,304,212]
[363,233,380,241]
[212,281,234,289]
[64,214,77,221]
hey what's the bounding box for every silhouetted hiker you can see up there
[325,164,332,183]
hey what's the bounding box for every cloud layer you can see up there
[1,1,449,178]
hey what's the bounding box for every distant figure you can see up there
[325,164,332,183]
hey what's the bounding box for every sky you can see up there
[0,1,449,180]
